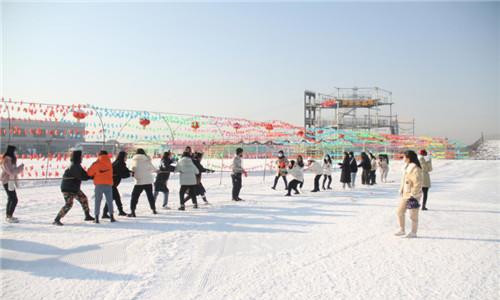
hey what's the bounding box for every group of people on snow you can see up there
[1,144,432,238]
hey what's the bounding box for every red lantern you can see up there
[191,121,200,131]
[73,111,87,122]
[265,123,274,131]
[297,130,305,137]
[317,129,324,134]
[140,118,151,128]
[233,122,241,131]
[339,134,345,139]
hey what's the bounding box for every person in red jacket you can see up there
[87,151,115,224]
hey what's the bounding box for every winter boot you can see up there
[193,204,199,209]
[152,209,158,215]
[84,213,95,221]
[127,211,136,218]
[102,213,110,219]
[118,210,127,216]
[94,216,100,224]
[178,206,185,211]
[53,217,63,226]
[285,193,291,196]
[202,196,208,203]
[110,215,116,223]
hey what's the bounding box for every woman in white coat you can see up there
[395,150,424,238]
[305,158,323,192]
[322,154,333,190]
[128,148,157,217]
[285,159,304,196]
[176,150,200,210]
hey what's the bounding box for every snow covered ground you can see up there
[1,160,499,300]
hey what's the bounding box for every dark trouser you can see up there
[287,179,302,195]
[361,169,370,185]
[299,181,304,188]
[130,184,155,212]
[179,185,197,206]
[273,175,288,189]
[3,184,18,217]
[56,191,90,220]
[422,187,429,208]
[312,175,321,191]
[104,186,125,216]
[369,170,376,185]
[322,175,332,189]
[232,173,242,200]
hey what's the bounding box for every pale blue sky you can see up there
[2,1,499,143]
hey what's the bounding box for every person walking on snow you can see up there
[154,151,176,209]
[305,158,323,192]
[419,149,432,211]
[1,145,24,223]
[53,150,94,226]
[395,150,423,238]
[322,154,333,190]
[103,151,130,218]
[272,150,289,190]
[358,152,371,185]
[232,147,247,201]
[176,150,200,210]
[285,159,304,196]
[87,150,115,224]
[378,154,389,183]
[369,152,377,185]
[184,151,215,205]
[338,152,352,189]
[349,152,358,188]
[128,148,158,217]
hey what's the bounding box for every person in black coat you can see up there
[102,151,130,217]
[338,152,352,189]
[349,152,358,188]
[184,152,214,204]
[154,151,176,209]
[357,152,371,185]
[53,150,95,226]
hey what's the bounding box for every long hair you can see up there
[3,145,17,164]
[360,152,369,161]
[136,148,146,155]
[324,154,332,164]
[161,151,171,162]
[343,152,350,160]
[404,150,422,169]
[289,160,296,169]
[115,151,127,164]
[70,150,82,165]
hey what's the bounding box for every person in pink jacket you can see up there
[1,145,24,223]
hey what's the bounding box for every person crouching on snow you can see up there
[395,150,424,239]
[176,150,200,210]
[285,160,304,196]
[128,148,158,217]
[184,151,215,205]
[154,151,176,209]
[272,150,289,190]
[305,158,323,192]
[87,150,115,224]
[1,145,24,223]
[53,150,94,226]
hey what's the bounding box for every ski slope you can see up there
[1,160,499,300]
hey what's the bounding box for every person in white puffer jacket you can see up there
[128,148,157,217]
[305,158,323,192]
[175,150,200,210]
[322,154,333,190]
[285,159,304,196]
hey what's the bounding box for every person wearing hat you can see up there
[305,157,323,192]
[88,150,115,224]
[272,150,289,190]
[53,150,95,226]
[232,147,247,201]
[1,145,24,223]
[419,149,433,211]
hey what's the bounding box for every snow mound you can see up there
[473,139,500,160]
